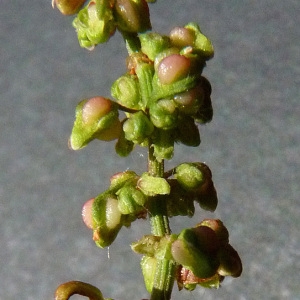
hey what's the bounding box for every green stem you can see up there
[148,145,176,300]
[121,31,141,54]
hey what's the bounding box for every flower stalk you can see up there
[52,1,242,299]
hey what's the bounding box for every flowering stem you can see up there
[148,144,176,300]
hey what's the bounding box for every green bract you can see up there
[137,172,170,196]
[117,184,146,214]
[172,229,219,278]
[111,74,142,109]
[123,111,154,144]
[139,32,170,61]
[185,22,214,59]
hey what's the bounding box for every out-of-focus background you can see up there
[1,1,299,299]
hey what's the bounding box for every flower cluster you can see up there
[69,22,214,163]
[132,219,242,293]
[81,162,218,248]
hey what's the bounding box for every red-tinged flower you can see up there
[52,0,86,15]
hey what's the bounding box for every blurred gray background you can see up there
[1,1,299,299]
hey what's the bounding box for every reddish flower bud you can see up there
[157,54,191,85]
[198,219,229,246]
[82,96,113,126]
[169,26,195,48]
[217,244,242,277]
[192,225,220,254]
[114,0,151,33]
[52,0,86,15]
[82,198,95,229]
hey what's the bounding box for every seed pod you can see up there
[217,244,243,277]
[191,225,220,254]
[52,0,86,15]
[114,0,151,33]
[198,219,229,246]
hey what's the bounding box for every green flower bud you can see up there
[123,111,154,144]
[69,97,119,150]
[115,128,134,157]
[157,54,191,85]
[114,0,151,33]
[149,99,178,130]
[92,194,123,248]
[111,74,141,109]
[184,22,214,59]
[72,1,116,49]
[52,0,86,15]
[110,170,138,189]
[151,128,175,162]
[117,184,146,214]
[171,237,218,279]
[217,244,242,277]
[176,116,200,147]
[139,32,170,61]
[141,256,157,293]
[175,162,206,191]
[137,172,170,196]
